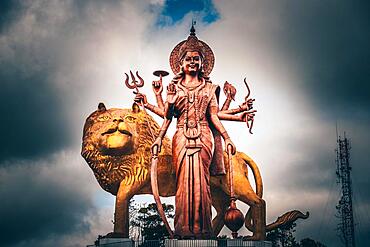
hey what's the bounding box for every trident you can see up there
[124,70,144,93]
[124,70,146,112]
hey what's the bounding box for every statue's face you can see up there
[182,51,202,75]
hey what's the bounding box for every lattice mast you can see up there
[335,132,355,247]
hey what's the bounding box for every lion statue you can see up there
[81,102,308,239]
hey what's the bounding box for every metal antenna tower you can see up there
[335,131,355,247]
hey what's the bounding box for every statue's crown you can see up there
[178,25,206,60]
[169,23,215,76]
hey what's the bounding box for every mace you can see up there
[224,145,245,238]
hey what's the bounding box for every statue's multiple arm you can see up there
[221,98,232,111]
[221,81,236,111]
[134,79,255,126]
[217,81,256,122]
[145,102,165,118]
[152,80,165,110]
[151,83,177,153]
[218,110,255,122]
[151,117,171,153]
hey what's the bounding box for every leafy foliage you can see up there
[130,202,174,240]
[266,223,327,247]
[300,238,327,247]
[267,222,299,247]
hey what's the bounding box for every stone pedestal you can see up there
[98,238,134,247]
[218,239,272,247]
[165,239,218,247]
[165,239,272,247]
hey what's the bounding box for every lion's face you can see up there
[83,103,143,156]
[94,109,138,156]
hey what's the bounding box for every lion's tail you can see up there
[266,210,309,231]
[238,152,263,232]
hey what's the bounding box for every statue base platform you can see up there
[219,239,272,247]
[165,239,272,247]
[98,238,134,247]
[165,239,217,247]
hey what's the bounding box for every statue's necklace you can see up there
[184,81,202,103]
[179,79,206,131]
[188,90,195,103]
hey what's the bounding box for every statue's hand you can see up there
[223,81,236,101]
[240,98,254,110]
[239,110,256,134]
[152,79,163,96]
[240,110,256,122]
[166,83,178,104]
[151,138,162,154]
[134,92,148,106]
[225,138,236,155]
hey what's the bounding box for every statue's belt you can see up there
[176,120,208,128]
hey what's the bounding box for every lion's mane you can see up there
[81,104,171,195]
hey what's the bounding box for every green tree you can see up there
[266,223,327,247]
[130,202,174,240]
[266,222,299,247]
[300,238,327,247]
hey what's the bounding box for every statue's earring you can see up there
[200,65,205,73]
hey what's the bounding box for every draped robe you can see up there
[171,79,222,239]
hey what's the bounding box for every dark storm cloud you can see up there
[256,0,370,223]
[0,0,117,163]
[210,1,370,245]
[0,1,74,163]
[0,1,149,246]
[275,1,370,118]
[0,153,96,246]
[0,2,112,246]
[0,63,69,163]
[0,0,154,164]
[0,0,21,32]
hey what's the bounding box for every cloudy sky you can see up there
[1,0,369,246]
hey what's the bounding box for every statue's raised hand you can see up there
[152,79,163,96]
[166,83,178,104]
[223,81,236,100]
[240,98,255,111]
